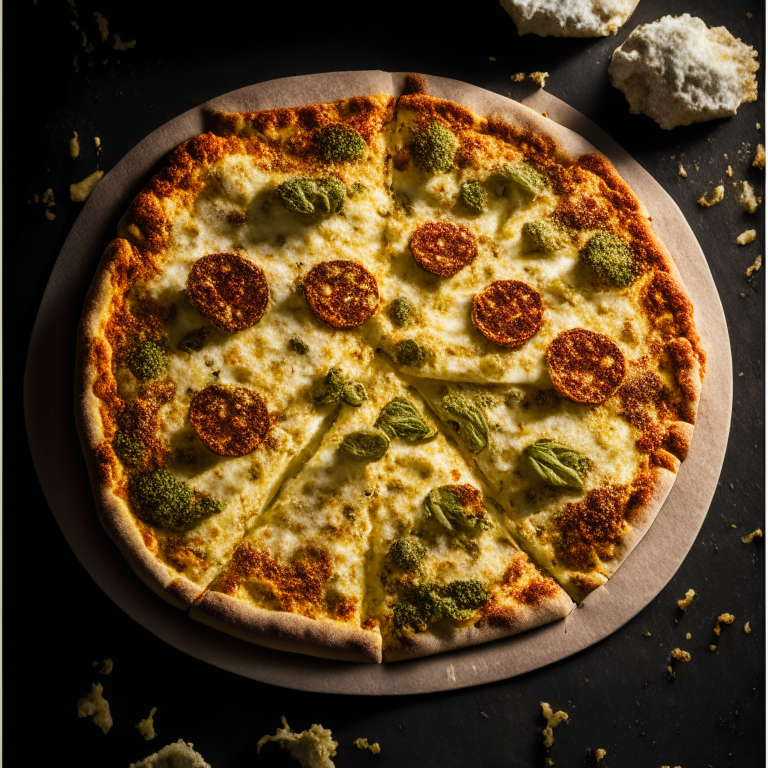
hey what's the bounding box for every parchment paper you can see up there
[23,71,731,695]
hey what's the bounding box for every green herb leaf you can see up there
[440,393,490,453]
[339,430,390,459]
[524,439,590,489]
[288,336,309,355]
[423,485,491,535]
[375,397,437,441]
[313,368,368,407]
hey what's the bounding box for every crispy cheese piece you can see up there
[671,647,691,661]
[739,181,761,213]
[713,612,735,636]
[753,143,766,170]
[472,280,544,347]
[500,0,639,37]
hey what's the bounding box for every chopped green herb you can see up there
[289,336,309,355]
[313,368,368,407]
[524,439,590,489]
[498,161,548,197]
[393,579,488,630]
[375,397,436,441]
[339,429,390,459]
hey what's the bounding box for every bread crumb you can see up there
[736,229,757,245]
[93,11,109,41]
[113,33,136,51]
[713,613,735,636]
[685,632,691,640]
[77,682,112,734]
[129,740,211,768]
[698,185,724,207]
[94,136,102,155]
[743,621,751,634]
[489,56,496,61]
[671,648,691,662]
[511,72,526,82]
[70,170,104,202]
[73,55,79,73]
[644,631,652,637]
[529,71,549,88]
[69,131,80,159]
[741,528,763,543]
[595,748,607,762]
[480,711,489,718]
[678,163,688,178]
[666,665,676,680]
[136,707,157,741]
[45,209,56,221]
[353,738,381,754]
[709,644,717,651]
[258,716,337,768]
[753,143,765,170]
[677,589,696,611]
[91,658,113,674]
[725,165,733,177]
[545,760,554,767]
[540,701,568,749]
[739,181,761,213]
[42,188,55,206]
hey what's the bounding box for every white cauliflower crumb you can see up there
[77,682,112,734]
[677,589,696,611]
[70,170,104,202]
[258,716,338,768]
[742,528,763,543]
[136,707,157,740]
[714,613,735,636]
[739,181,761,213]
[529,71,549,88]
[113,33,136,51]
[746,255,762,277]
[93,11,109,41]
[736,229,757,245]
[130,739,211,768]
[499,0,640,38]
[698,185,724,207]
[540,702,568,749]
[354,737,381,754]
[753,143,765,170]
[609,14,759,130]
[678,163,687,178]
[69,131,80,158]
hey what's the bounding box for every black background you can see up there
[7,1,765,766]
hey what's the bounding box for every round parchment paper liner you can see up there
[24,71,731,695]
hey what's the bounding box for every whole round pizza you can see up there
[76,75,705,664]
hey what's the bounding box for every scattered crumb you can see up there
[77,682,112,734]
[529,71,549,89]
[738,372,744,377]
[257,716,337,768]
[753,143,765,170]
[45,209,56,221]
[747,10,753,17]
[91,658,113,674]
[709,644,717,652]
[94,136,102,154]
[353,738,381,755]
[70,170,104,202]
[42,188,55,206]
[739,181,761,213]
[136,707,158,741]
[671,648,691,662]
[744,622,751,634]
[686,632,691,640]
[595,748,607,763]
[540,702,568,749]
[678,163,687,178]
[489,56,496,61]
[511,72,525,82]
[69,131,80,158]
[697,185,724,207]
[129,740,211,768]
[93,11,109,41]
[677,589,696,611]
[732,523,738,528]
[741,528,763,543]
[757,123,762,130]
[736,229,757,245]
[113,33,136,51]
[740,292,746,297]
[726,165,733,177]
[666,665,676,680]
[480,711,489,718]
[644,631,652,638]
[713,613,735,636]
[73,55,79,73]
[545,759,554,767]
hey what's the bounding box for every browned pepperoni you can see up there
[409,220,478,277]
[546,328,626,405]
[304,260,379,328]
[189,385,271,456]
[472,280,543,347]
[186,253,268,333]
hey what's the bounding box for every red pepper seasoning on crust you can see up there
[304,260,379,328]
[472,280,543,347]
[409,220,478,277]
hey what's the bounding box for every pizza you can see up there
[76,74,705,663]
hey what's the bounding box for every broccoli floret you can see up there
[440,393,490,454]
[127,340,168,381]
[313,368,368,407]
[423,485,491,535]
[316,125,366,163]
[288,336,309,355]
[389,537,428,571]
[388,296,413,327]
[460,181,487,213]
[394,580,489,630]
[581,231,638,287]
[129,470,223,531]
[393,601,424,631]
[499,161,548,197]
[112,431,145,467]
[522,220,569,253]
[177,327,208,353]
[277,176,346,216]
[441,579,488,610]
[411,121,457,174]
[393,339,427,368]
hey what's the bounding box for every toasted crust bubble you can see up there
[304,260,379,328]
[187,253,269,333]
[546,328,626,404]
[472,280,544,347]
[410,221,478,277]
[189,385,271,456]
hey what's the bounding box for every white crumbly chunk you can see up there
[130,739,211,768]
[136,707,158,740]
[511,72,526,82]
[744,621,751,633]
[540,702,568,749]
[713,612,735,636]
[529,71,549,88]
[678,163,687,178]
[595,749,607,762]
[698,185,724,207]
[353,737,381,754]
[70,170,104,202]
[726,165,733,177]
[113,33,136,50]
[93,11,109,41]
[609,14,760,130]
[45,209,56,221]
[77,682,113,734]
[746,255,762,277]
[257,716,338,768]
[677,589,696,611]
[499,0,640,37]
[739,181,761,213]
[69,131,80,158]
[753,143,766,170]
[736,229,757,245]
[671,647,691,661]
[742,528,763,543]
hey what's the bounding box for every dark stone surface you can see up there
[8,1,763,765]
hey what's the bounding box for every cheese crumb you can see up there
[726,165,733,177]
[353,738,381,754]
[753,143,765,170]
[677,589,696,611]
[686,632,691,640]
[709,644,717,651]
[746,255,762,277]
[258,716,338,768]
[77,682,113,734]
[540,701,568,749]
[129,740,211,768]
[511,72,526,82]
[489,56,497,61]
[94,136,102,155]
[736,229,757,245]
[739,181,761,213]
[644,631,652,638]
[741,528,763,543]
[713,613,735,636]
[70,170,104,202]
[93,11,109,41]
[595,748,607,762]
[678,163,687,178]
[698,185,724,207]
[671,648,691,662]
[42,188,55,206]
[45,209,56,221]
[529,71,549,88]
[69,131,80,159]
[92,658,113,674]
[666,665,676,680]
[136,707,157,740]
[113,33,136,51]
[744,622,751,634]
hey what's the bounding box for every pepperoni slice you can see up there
[187,253,269,333]
[189,385,271,456]
[304,260,379,328]
[546,328,627,405]
[409,220,478,277]
[472,280,543,347]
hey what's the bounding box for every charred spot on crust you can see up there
[304,260,379,328]
[546,328,626,405]
[404,73,428,95]
[409,220,478,277]
[189,384,271,457]
[472,280,544,347]
[186,253,269,333]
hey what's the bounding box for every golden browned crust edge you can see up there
[190,591,383,663]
